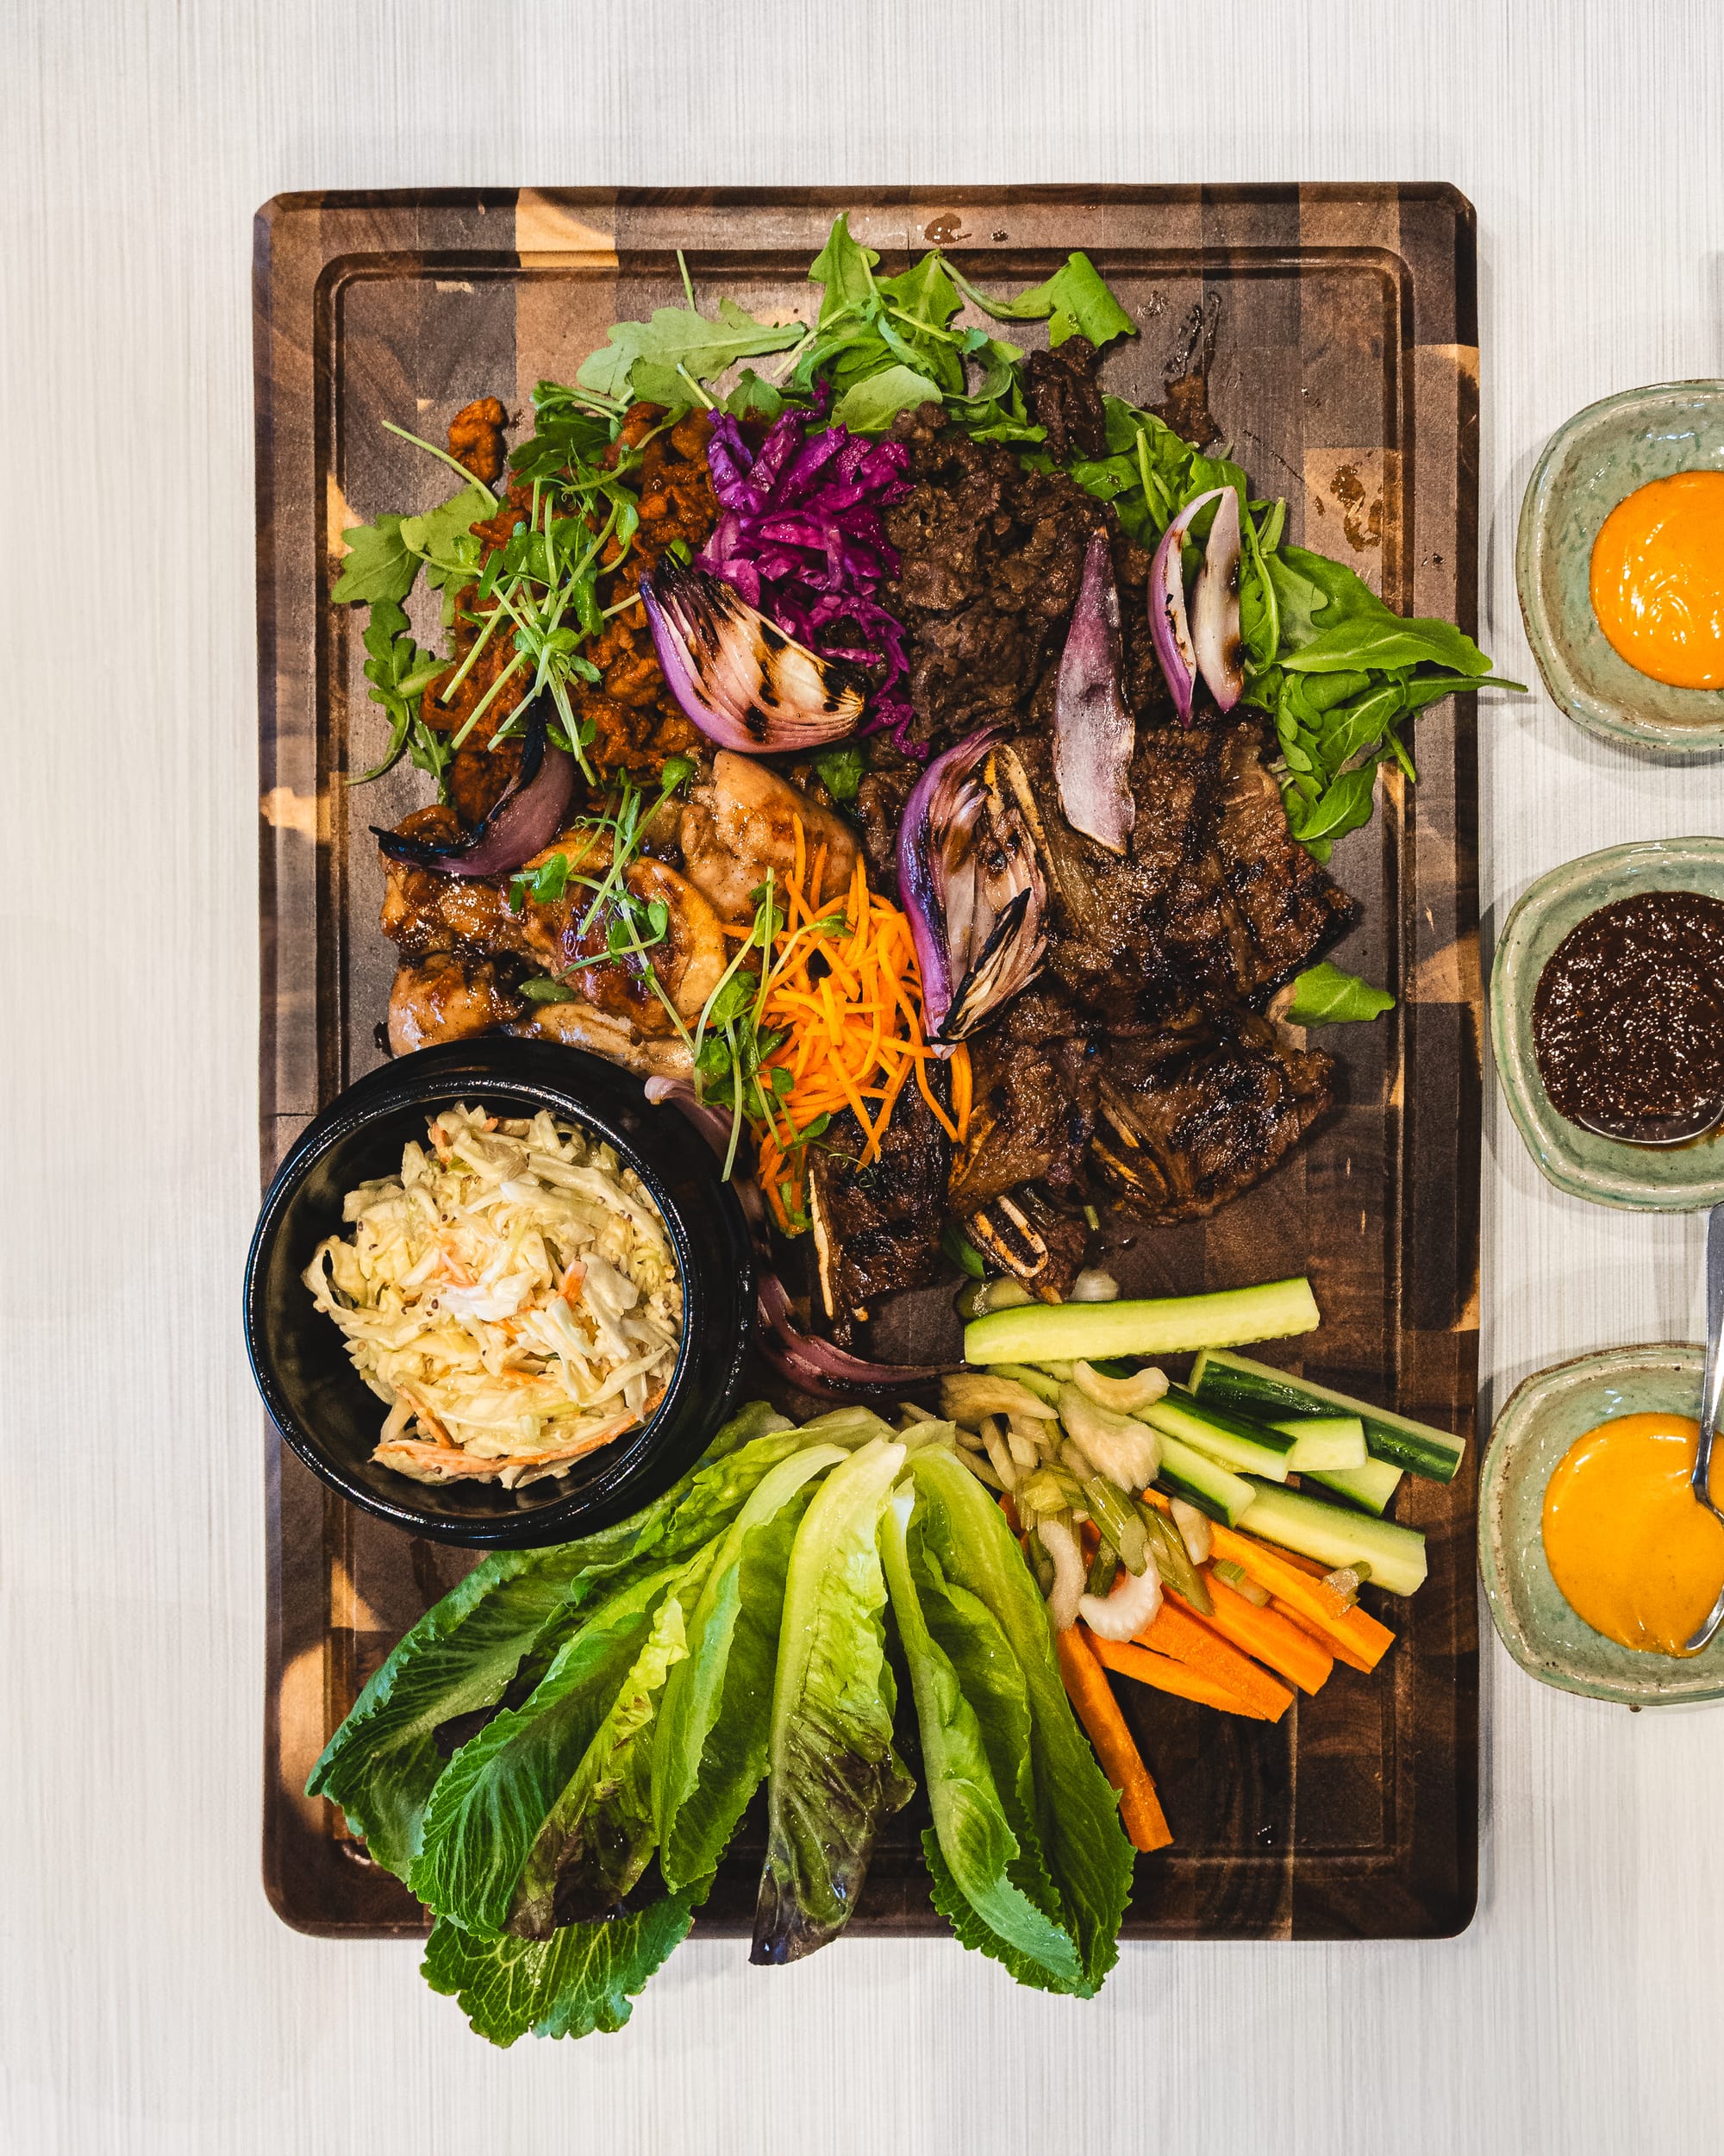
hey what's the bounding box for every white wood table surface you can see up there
[5,3,1722,2149]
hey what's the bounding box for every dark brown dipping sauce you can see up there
[1533,891,1724,1131]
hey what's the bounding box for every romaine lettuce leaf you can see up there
[406,1554,708,1935]
[880,1490,1082,1990]
[304,1402,794,1878]
[906,1448,1134,1995]
[422,1878,710,2047]
[654,1444,846,1893]
[752,1437,914,1962]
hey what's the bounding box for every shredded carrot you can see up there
[747,825,969,1228]
[1087,1632,1268,1719]
[1057,1626,1173,1853]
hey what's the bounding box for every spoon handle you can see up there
[1696,1203,1724,1501]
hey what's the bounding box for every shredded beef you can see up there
[1026,335,1109,462]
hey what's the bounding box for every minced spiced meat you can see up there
[447,397,509,484]
[1026,335,1109,462]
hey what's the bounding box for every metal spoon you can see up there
[1683,1202,1724,1653]
[1575,1100,1724,1146]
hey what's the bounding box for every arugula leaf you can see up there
[950,251,1136,350]
[1289,759,1384,845]
[722,367,784,420]
[399,482,492,597]
[873,253,965,337]
[1284,962,1395,1026]
[809,213,879,327]
[830,363,945,434]
[422,1882,709,2047]
[577,299,802,405]
[906,1448,1134,1995]
[752,1437,915,1962]
[332,515,418,605]
[881,1490,1082,1990]
[654,1444,846,1892]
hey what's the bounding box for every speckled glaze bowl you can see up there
[1490,837,1724,1211]
[1479,1343,1724,1705]
[1474,1345,1724,1698]
[1517,380,1724,753]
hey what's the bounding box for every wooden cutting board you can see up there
[256,184,1480,1940]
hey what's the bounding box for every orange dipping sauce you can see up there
[1590,471,1724,690]
[1541,1412,1724,1656]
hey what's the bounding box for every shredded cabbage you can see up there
[303,1104,683,1489]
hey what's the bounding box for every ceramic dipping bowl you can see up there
[1516,379,1724,754]
[1479,1342,1724,1705]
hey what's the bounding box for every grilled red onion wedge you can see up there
[1053,530,1136,853]
[758,1272,953,1396]
[640,557,869,754]
[372,701,575,878]
[897,728,1048,1046]
[1150,485,1246,723]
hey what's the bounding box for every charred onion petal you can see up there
[1148,486,1231,727]
[897,728,1048,1047]
[757,1272,953,1391]
[372,703,575,878]
[642,1074,738,1159]
[1053,530,1136,853]
[1190,484,1245,713]
[640,558,868,756]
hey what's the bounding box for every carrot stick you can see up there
[1268,1597,1375,1674]
[1176,1578,1334,1696]
[1140,1490,1396,1672]
[1087,1632,1269,1718]
[1055,1625,1173,1853]
[1136,1599,1296,1722]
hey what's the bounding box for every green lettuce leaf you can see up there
[880,1490,1082,1990]
[422,1879,710,2047]
[906,1448,1134,1994]
[577,299,802,403]
[331,514,418,605]
[809,213,879,328]
[654,1444,846,1892]
[506,1586,694,1936]
[1284,962,1395,1026]
[406,1554,709,1934]
[949,253,1136,349]
[398,481,491,593]
[752,1437,915,1962]
[305,1403,794,1877]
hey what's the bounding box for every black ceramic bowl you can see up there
[244,1037,755,1547]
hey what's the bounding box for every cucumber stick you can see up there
[964,1278,1320,1368]
[1153,1435,1255,1527]
[1190,1347,1465,1483]
[1307,1457,1404,1515]
[1140,1388,1294,1482]
[1237,1480,1427,1596]
[1271,1414,1367,1471]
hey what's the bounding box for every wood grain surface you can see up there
[6,3,1724,2151]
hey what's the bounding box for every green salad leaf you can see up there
[831,363,945,433]
[422,1882,709,2046]
[654,1444,846,1892]
[331,513,419,605]
[407,1555,706,1934]
[948,251,1135,349]
[880,1490,1082,1990]
[907,1448,1134,1995]
[1284,962,1396,1026]
[577,298,803,406]
[752,1436,915,1962]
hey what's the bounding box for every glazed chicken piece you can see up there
[387,955,525,1055]
[679,751,859,920]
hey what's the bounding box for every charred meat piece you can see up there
[949,987,1099,1209]
[806,1073,952,1337]
[1089,1012,1336,1224]
[387,955,525,1055]
[1026,334,1109,463]
[964,1188,1090,1303]
[505,998,694,1078]
[447,397,509,484]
